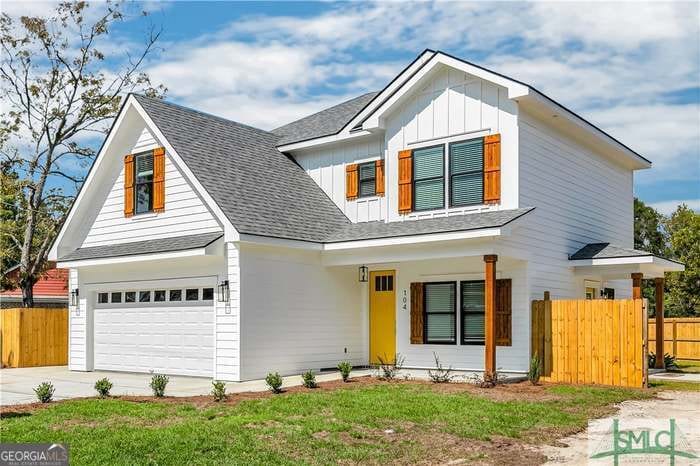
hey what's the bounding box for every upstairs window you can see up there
[423,282,456,344]
[413,145,444,211]
[450,138,483,207]
[134,152,154,214]
[461,281,485,344]
[358,162,376,197]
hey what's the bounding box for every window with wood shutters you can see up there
[398,150,412,213]
[483,134,501,204]
[123,154,135,217]
[461,280,485,344]
[152,147,165,212]
[413,145,445,211]
[346,164,358,200]
[375,159,385,196]
[134,152,154,214]
[358,162,376,197]
[423,282,456,344]
[450,138,483,207]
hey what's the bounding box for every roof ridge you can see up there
[131,93,277,138]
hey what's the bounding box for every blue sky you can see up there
[6,1,699,214]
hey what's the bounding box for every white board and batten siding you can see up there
[503,110,634,300]
[294,136,386,223]
[384,64,519,221]
[81,127,222,248]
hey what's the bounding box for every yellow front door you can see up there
[369,270,396,365]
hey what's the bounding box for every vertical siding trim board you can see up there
[123,155,134,217]
[483,134,501,204]
[152,147,166,212]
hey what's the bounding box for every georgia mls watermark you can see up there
[0,443,68,466]
[587,418,699,465]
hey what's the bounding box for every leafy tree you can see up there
[0,1,165,306]
[634,198,668,311]
[0,160,22,285]
[665,205,700,317]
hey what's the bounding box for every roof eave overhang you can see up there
[570,255,685,279]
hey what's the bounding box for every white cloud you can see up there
[650,199,700,215]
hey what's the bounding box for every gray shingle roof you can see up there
[60,232,223,261]
[272,92,379,145]
[326,208,534,243]
[134,95,351,243]
[569,243,653,260]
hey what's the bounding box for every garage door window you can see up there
[154,290,166,302]
[125,291,136,302]
[202,287,214,300]
[111,292,122,303]
[169,289,182,301]
[139,291,151,302]
[186,289,199,301]
[98,293,109,304]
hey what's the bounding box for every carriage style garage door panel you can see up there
[93,282,215,377]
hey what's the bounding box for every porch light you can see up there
[218,280,230,303]
[70,288,79,306]
[359,265,368,283]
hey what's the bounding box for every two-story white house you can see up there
[49,50,682,381]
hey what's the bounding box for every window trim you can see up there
[412,144,445,212]
[357,161,377,198]
[133,150,154,215]
[423,281,457,345]
[460,280,486,346]
[448,138,485,208]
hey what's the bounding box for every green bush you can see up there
[337,361,352,382]
[648,352,677,369]
[94,378,113,398]
[211,380,227,402]
[265,372,283,393]
[302,370,317,389]
[528,354,541,385]
[149,374,169,397]
[34,381,55,403]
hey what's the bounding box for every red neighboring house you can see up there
[1,262,68,308]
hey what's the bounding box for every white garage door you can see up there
[93,283,215,377]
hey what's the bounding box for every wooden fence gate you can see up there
[531,298,647,388]
[1,308,68,368]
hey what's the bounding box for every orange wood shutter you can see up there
[398,150,413,213]
[410,282,424,344]
[375,159,385,196]
[484,134,501,204]
[495,278,512,346]
[346,164,358,200]
[152,147,165,212]
[123,154,134,217]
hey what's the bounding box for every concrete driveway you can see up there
[0,366,373,406]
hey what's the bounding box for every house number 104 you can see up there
[402,289,408,311]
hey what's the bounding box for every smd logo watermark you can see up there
[0,443,68,466]
[588,418,699,465]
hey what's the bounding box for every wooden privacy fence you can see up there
[649,318,700,361]
[531,299,647,388]
[1,308,68,368]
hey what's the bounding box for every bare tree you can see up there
[0,1,166,306]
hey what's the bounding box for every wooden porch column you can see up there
[631,273,643,299]
[655,277,665,368]
[484,254,498,379]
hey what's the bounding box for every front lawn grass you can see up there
[0,380,653,466]
[649,379,700,392]
[671,359,700,373]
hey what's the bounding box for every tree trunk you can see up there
[20,276,36,308]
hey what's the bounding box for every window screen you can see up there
[358,162,376,197]
[461,281,485,344]
[413,146,444,211]
[424,282,456,343]
[450,138,483,207]
[135,152,154,214]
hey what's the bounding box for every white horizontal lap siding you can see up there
[395,257,528,373]
[505,110,634,300]
[68,268,90,371]
[81,127,222,248]
[239,245,364,380]
[215,242,241,381]
[294,136,386,223]
[385,65,519,222]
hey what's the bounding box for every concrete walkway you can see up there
[0,366,373,406]
[649,371,700,383]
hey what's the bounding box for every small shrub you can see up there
[528,354,541,385]
[94,377,113,398]
[428,352,454,383]
[266,372,283,393]
[470,370,505,388]
[337,361,352,382]
[302,370,317,389]
[376,353,405,380]
[149,374,169,397]
[34,381,55,403]
[211,380,227,402]
[648,352,677,369]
